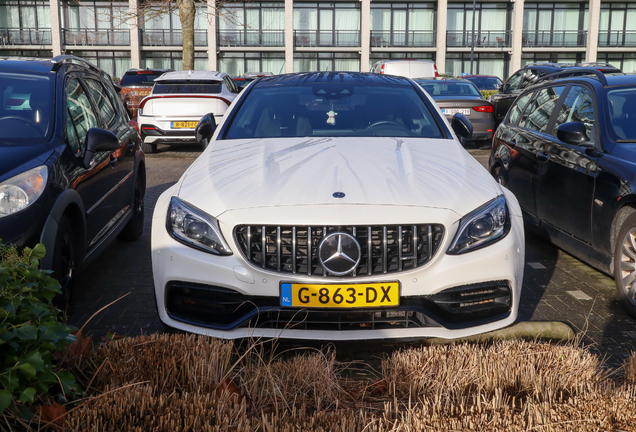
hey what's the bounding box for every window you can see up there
[519,86,565,133]
[224,82,444,139]
[68,50,131,82]
[608,88,636,141]
[597,53,636,73]
[445,53,508,78]
[153,81,222,94]
[553,85,594,138]
[599,3,636,47]
[144,51,208,71]
[523,3,588,47]
[370,3,435,47]
[369,52,433,70]
[66,79,99,154]
[508,93,532,125]
[447,3,511,47]
[218,2,284,46]
[84,79,117,128]
[0,0,51,45]
[223,76,239,94]
[294,52,359,73]
[218,52,285,76]
[293,3,360,46]
[503,70,523,92]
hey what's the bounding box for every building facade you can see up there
[0,0,632,80]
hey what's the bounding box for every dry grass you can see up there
[16,334,636,431]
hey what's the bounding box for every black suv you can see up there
[0,55,146,309]
[490,62,621,124]
[488,69,636,318]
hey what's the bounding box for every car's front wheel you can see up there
[614,213,636,318]
[52,215,76,314]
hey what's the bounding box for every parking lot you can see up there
[68,145,636,371]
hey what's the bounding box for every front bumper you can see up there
[151,187,524,340]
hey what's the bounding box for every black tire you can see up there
[614,213,636,318]
[52,216,76,314]
[494,166,507,187]
[142,141,157,154]
[118,176,145,241]
[200,138,209,151]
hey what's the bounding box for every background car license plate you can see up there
[443,108,470,116]
[280,282,399,308]
[171,121,198,129]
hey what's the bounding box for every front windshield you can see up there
[0,72,54,142]
[465,77,502,90]
[224,82,444,139]
[416,81,482,98]
[608,88,636,141]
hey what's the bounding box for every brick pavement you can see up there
[68,146,636,371]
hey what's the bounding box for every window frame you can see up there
[64,74,105,156]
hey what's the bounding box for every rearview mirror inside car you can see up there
[556,122,590,146]
[451,113,473,140]
[195,113,217,143]
[83,128,119,168]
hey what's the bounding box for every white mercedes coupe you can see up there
[151,72,525,341]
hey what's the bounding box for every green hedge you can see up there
[0,243,78,419]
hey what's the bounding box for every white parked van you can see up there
[370,60,439,79]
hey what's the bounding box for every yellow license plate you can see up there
[171,121,198,129]
[280,282,399,308]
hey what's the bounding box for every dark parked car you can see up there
[488,68,636,318]
[0,55,146,310]
[416,78,495,146]
[489,62,621,124]
[119,68,172,118]
[461,75,504,91]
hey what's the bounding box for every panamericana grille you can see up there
[234,224,445,277]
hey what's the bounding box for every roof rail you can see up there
[51,55,101,72]
[536,67,609,87]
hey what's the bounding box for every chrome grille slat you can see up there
[235,224,444,278]
[398,226,403,272]
[292,227,297,274]
[261,226,266,268]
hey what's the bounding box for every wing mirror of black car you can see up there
[195,113,217,143]
[112,82,122,93]
[83,128,120,168]
[451,113,473,140]
[556,122,591,146]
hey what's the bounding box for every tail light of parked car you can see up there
[473,105,494,113]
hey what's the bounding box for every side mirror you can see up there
[83,128,119,168]
[195,113,217,143]
[498,84,504,91]
[451,113,473,140]
[112,82,122,93]
[556,122,590,146]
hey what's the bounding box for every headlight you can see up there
[0,166,48,218]
[166,196,232,256]
[447,195,510,255]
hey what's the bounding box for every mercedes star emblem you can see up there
[318,232,361,276]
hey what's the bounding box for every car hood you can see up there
[177,137,500,218]
[0,143,56,183]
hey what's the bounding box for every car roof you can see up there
[415,78,471,83]
[155,70,226,82]
[0,58,55,74]
[255,72,413,86]
[462,75,501,79]
[374,59,435,64]
[125,68,172,75]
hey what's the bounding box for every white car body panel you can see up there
[177,137,497,218]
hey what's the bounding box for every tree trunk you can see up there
[179,0,196,70]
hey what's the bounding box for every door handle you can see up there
[509,139,517,149]
[108,155,118,169]
[536,151,549,162]
[128,141,136,152]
